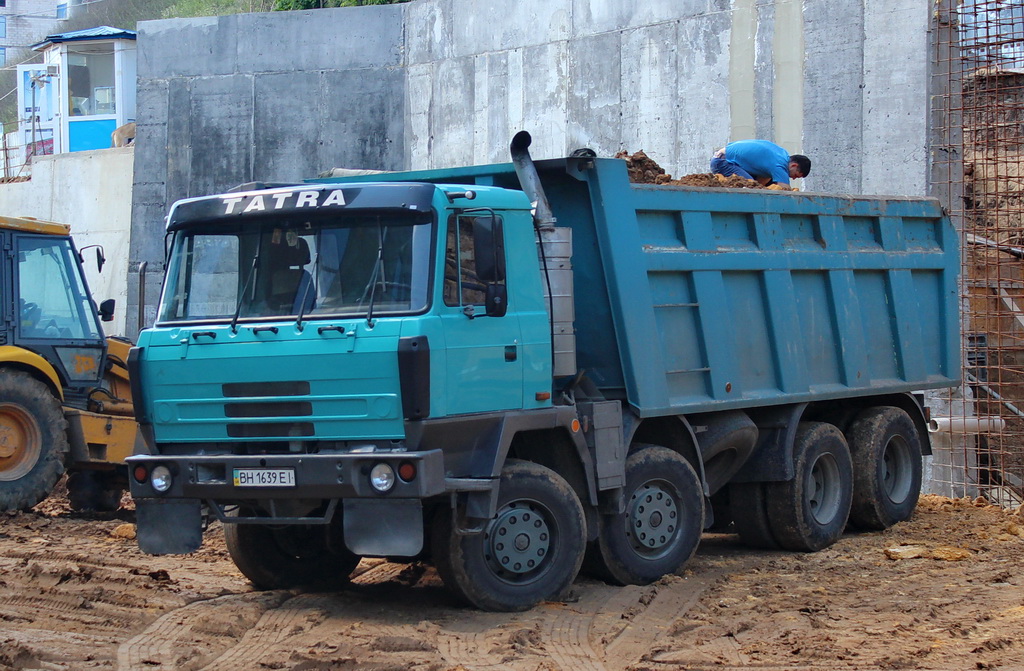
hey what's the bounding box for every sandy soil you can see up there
[1,493,1022,671]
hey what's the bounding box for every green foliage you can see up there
[273,0,409,12]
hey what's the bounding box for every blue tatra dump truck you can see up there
[127,133,959,611]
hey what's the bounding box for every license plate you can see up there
[233,468,296,487]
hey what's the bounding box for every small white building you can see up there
[17,26,136,158]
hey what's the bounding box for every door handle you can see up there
[504,345,517,362]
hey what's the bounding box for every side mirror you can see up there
[78,245,106,273]
[485,283,507,318]
[98,298,115,322]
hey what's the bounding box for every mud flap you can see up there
[343,499,422,557]
[136,498,203,555]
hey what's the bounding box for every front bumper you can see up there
[127,449,448,501]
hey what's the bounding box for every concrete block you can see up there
[571,0,706,37]
[138,16,239,79]
[407,0,454,66]
[317,68,406,173]
[862,3,930,196]
[620,23,678,168]
[803,1,864,194]
[253,71,323,183]
[428,57,476,168]
[448,0,570,58]
[567,31,622,157]
[406,65,434,170]
[675,14,731,176]
[522,42,570,161]
[753,2,774,141]
[238,6,404,73]
[188,75,254,197]
[165,78,194,205]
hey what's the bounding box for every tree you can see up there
[273,0,409,12]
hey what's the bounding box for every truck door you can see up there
[13,234,106,388]
[440,212,523,414]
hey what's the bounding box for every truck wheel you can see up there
[765,422,852,552]
[591,446,704,586]
[432,460,586,612]
[67,471,124,512]
[224,508,361,590]
[729,481,780,549]
[846,407,922,530]
[0,371,67,512]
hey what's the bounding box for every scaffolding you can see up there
[933,0,1024,507]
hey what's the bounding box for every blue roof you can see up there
[32,26,137,50]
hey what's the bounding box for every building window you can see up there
[0,17,6,39]
[56,3,67,17]
[0,48,5,67]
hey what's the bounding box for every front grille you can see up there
[225,401,313,418]
[227,422,315,438]
[223,381,311,398]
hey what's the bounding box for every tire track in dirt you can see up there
[116,591,292,671]
[199,594,334,671]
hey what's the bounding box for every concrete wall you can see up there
[129,0,941,333]
[0,147,134,336]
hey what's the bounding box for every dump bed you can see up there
[315,156,960,417]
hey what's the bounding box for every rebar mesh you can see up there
[933,0,1024,507]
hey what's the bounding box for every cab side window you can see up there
[444,214,505,307]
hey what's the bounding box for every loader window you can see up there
[444,214,505,307]
[16,237,102,341]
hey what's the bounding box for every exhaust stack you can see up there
[510,131,556,231]
[510,131,577,378]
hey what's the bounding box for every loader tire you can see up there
[0,371,67,511]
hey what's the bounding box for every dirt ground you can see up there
[1,491,1022,671]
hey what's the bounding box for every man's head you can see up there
[789,154,811,179]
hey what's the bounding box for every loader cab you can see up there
[0,217,108,398]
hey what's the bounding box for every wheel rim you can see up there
[625,480,679,559]
[806,453,842,525]
[484,500,554,584]
[0,402,42,482]
[882,434,913,504]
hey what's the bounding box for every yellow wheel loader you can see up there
[0,216,139,511]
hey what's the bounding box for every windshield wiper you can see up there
[230,237,263,334]
[363,223,387,328]
[295,248,319,332]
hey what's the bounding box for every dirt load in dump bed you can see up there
[0,488,1022,670]
[615,149,776,189]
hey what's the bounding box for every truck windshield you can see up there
[16,236,103,341]
[158,214,432,323]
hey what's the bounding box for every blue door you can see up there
[439,213,523,415]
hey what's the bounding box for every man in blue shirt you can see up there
[710,140,811,187]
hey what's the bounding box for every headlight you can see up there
[369,462,395,493]
[151,465,173,493]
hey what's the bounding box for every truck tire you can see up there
[846,407,922,530]
[591,446,704,586]
[0,371,67,512]
[67,471,124,512]
[224,507,361,590]
[729,481,780,549]
[765,422,853,552]
[432,459,586,612]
